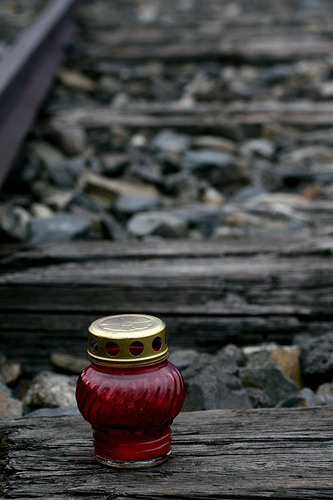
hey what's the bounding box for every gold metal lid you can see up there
[87,314,168,366]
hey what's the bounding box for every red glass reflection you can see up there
[128,341,144,356]
[105,342,120,357]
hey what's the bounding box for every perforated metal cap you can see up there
[87,314,168,366]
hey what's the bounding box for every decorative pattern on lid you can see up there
[87,314,168,365]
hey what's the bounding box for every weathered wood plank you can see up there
[0,313,309,371]
[75,0,333,70]
[50,100,333,131]
[0,237,333,370]
[1,407,333,499]
[1,235,333,266]
[81,7,333,33]
[83,36,333,63]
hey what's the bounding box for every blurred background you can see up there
[1,0,333,417]
[1,0,333,243]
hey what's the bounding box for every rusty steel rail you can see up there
[0,0,81,188]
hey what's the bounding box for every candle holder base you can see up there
[95,450,171,469]
[93,427,172,469]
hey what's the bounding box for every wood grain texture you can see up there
[1,407,333,499]
[78,7,333,64]
[1,237,333,370]
[50,101,333,131]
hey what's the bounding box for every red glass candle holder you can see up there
[76,314,185,468]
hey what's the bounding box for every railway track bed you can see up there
[1,1,333,498]
[2,0,333,245]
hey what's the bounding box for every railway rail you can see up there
[0,0,80,187]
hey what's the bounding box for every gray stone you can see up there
[243,343,302,388]
[151,129,190,155]
[280,145,333,166]
[181,149,249,189]
[127,211,188,238]
[182,353,252,411]
[136,3,158,23]
[112,91,131,109]
[246,387,273,408]
[110,125,131,150]
[300,388,318,407]
[25,406,80,418]
[300,332,333,387]
[323,182,333,198]
[31,180,59,201]
[49,125,87,156]
[219,344,245,366]
[218,206,264,231]
[226,66,259,98]
[29,213,91,243]
[0,362,21,385]
[211,225,243,239]
[172,203,221,228]
[169,349,200,371]
[316,382,333,406]
[130,133,148,149]
[266,164,333,187]
[50,353,89,375]
[57,68,97,92]
[45,158,85,188]
[242,342,279,359]
[183,72,216,98]
[88,157,104,175]
[240,367,299,407]
[211,223,255,239]
[181,149,234,172]
[0,206,31,241]
[78,171,158,201]
[164,171,201,202]
[30,203,54,219]
[69,192,112,213]
[98,75,121,95]
[231,185,266,202]
[22,371,77,409]
[258,162,285,192]
[102,214,129,241]
[44,191,75,211]
[191,135,236,154]
[238,193,311,225]
[114,194,162,215]
[261,64,294,85]
[67,205,104,239]
[241,139,275,159]
[151,129,190,166]
[277,388,318,408]
[101,153,130,176]
[131,163,164,186]
[0,381,23,420]
[30,141,65,166]
[319,81,333,97]
[201,186,225,205]
[153,203,221,238]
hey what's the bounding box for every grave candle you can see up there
[76,314,185,468]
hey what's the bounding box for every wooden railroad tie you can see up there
[1,407,333,499]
